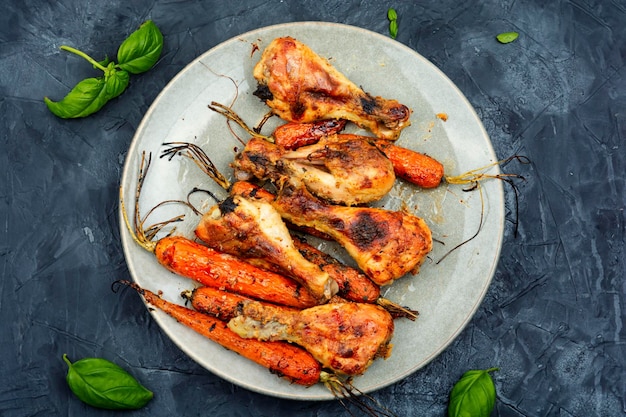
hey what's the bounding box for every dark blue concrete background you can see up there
[1,1,624,416]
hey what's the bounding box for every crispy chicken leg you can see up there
[272,178,432,286]
[233,135,395,205]
[228,299,394,376]
[194,194,338,302]
[253,37,411,140]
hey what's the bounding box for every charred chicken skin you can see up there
[227,299,394,376]
[272,178,433,286]
[233,135,395,205]
[253,37,411,140]
[194,194,338,302]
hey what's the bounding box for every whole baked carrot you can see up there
[292,133,442,188]
[121,281,321,387]
[369,137,444,189]
[273,119,347,149]
[182,285,301,321]
[154,236,319,309]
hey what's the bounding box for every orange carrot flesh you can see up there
[185,286,248,321]
[131,283,322,387]
[370,138,444,188]
[273,119,347,149]
[187,286,300,321]
[154,236,319,309]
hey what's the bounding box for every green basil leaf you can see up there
[63,354,153,410]
[117,20,163,74]
[44,77,110,118]
[387,8,398,21]
[389,20,398,39]
[105,66,130,99]
[496,31,519,44]
[448,367,498,417]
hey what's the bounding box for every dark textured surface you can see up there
[1,1,625,416]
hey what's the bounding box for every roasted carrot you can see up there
[273,128,445,188]
[182,285,302,322]
[183,286,250,321]
[282,132,443,188]
[121,281,321,386]
[273,119,347,149]
[155,236,320,309]
[369,137,444,188]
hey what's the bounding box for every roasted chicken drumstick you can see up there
[273,178,433,286]
[194,194,338,302]
[228,299,394,376]
[233,135,395,205]
[253,37,411,140]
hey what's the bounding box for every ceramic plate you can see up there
[119,22,504,400]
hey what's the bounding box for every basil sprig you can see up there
[63,354,153,410]
[45,20,163,119]
[448,367,499,417]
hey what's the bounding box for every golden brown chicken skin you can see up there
[232,135,396,205]
[228,299,394,376]
[253,37,411,140]
[272,178,432,286]
[195,194,338,303]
